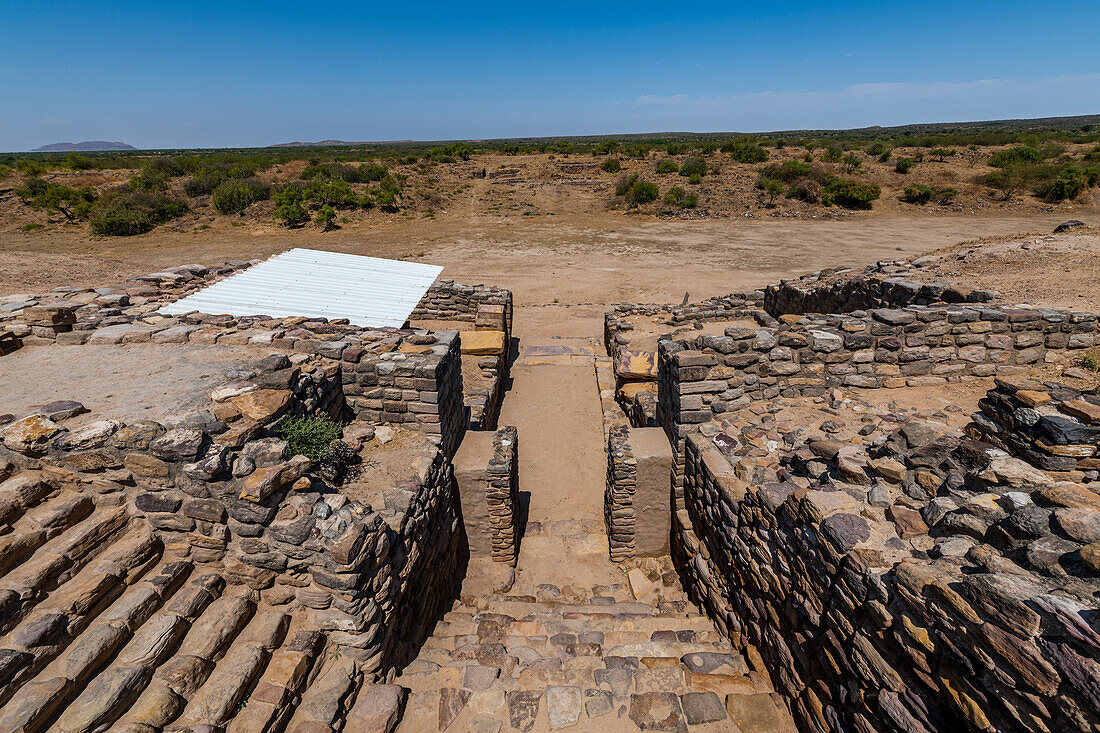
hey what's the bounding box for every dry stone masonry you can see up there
[600,262,1100,733]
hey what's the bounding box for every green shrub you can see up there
[15,179,98,221]
[666,143,686,156]
[16,160,48,177]
[89,192,188,236]
[624,179,659,206]
[212,179,271,214]
[427,142,474,162]
[989,146,1041,167]
[184,173,226,197]
[1080,348,1100,372]
[878,148,892,163]
[275,415,343,461]
[1083,145,1100,162]
[64,153,96,170]
[929,148,956,162]
[1034,166,1088,202]
[655,159,678,174]
[22,223,45,231]
[721,140,769,163]
[142,157,185,178]
[822,145,843,163]
[601,158,621,173]
[842,153,862,173]
[901,185,934,204]
[787,178,822,203]
[822,179,880,209]
[315,205,337,230]
[614,174,638,197]
[755,177,784,206]
[593,140,620,155]
[303,178,359,208]
[761,160,814,182]
[895,157,915,174]
[663,186,697,208]
[865,142,889,157]
[679,158,708,178]
[621,145,648,159]
[274,202,309,226]
[983,168,1021,200]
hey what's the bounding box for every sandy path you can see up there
[497,339,623,590]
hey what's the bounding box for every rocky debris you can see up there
[1053,220,1085,233]
[676,388,1100,733]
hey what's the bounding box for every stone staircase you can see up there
[393,556,796,732]
[0,490,379,733]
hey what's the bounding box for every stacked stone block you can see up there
[454,426,519,565]
[606,425,674,561]
[341,329,466,456]
[764,272,1000,317]
[677,425,1100,733]
[970,376,1100,473]
[411,279,513,332]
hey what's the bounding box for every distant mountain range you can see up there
[32,141,137,152]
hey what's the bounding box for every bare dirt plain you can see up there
[3,210,1097,341]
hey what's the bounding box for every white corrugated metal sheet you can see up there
[159,248,443,328]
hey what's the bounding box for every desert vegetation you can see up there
[3,115,1099,236]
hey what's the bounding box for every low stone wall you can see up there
[412,280,513,332]
[602,290,763,364]
[764,271,1000,318]
[658,304,1100,495]
[605,425,673,562]
[0,349,464,682]
[969,376,1100,474]
[340,329,466,455]
[676,419,1100,733]
[454,426,519,565]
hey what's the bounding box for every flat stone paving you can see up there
[0,344,260,426]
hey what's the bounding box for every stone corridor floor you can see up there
[392,337,797,732]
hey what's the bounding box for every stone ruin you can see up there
[604,258,1100,733]
[0,262,518,731]
[0,253,1095,732]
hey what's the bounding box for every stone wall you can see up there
[605,425,673,562]
[657,304,1100,497]
[340,329,466,456]
[764,271,999,318]
[0,350,464,682]
[969,376,1100,474]
[454,426,519,565]
[602,290,764,363]
[675,419,1100,733]
[412,280,513,332]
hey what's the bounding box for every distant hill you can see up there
[32,141,137,152]
[272,139,414,148]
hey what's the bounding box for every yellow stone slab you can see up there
[460,329,505,355]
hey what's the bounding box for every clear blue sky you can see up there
[3,1,1098,151]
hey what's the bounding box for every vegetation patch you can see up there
[275,415,344,461]
[89,192,189,236]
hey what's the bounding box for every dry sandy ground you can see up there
[906,231,1100,314]
[2,211,1089,339]
[0,344,257,424]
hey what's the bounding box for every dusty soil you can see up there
[898,230,1100,313]
[0,344,258,424]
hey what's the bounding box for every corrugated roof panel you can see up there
[158,248,444,328]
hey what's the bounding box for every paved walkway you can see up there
[394,335,796,732]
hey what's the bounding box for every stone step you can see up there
[0,506,131,635]
[0,558,192,733]
[45,572,225,733]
